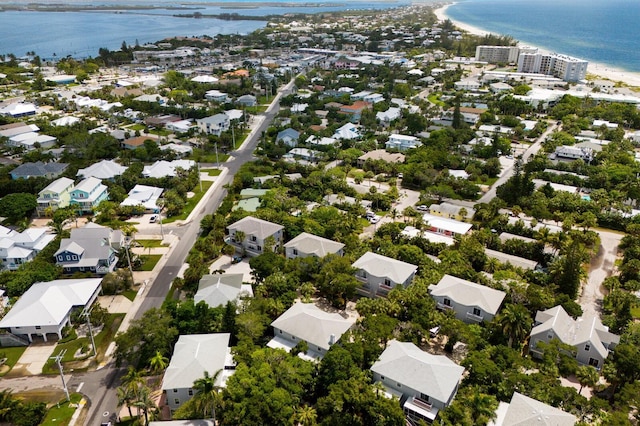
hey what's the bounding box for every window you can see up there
[420,393,430,402]
[589,358,599,367]
[188,389,193,396]
[174,399,180,405]
[173,389,178,393]
[318,347,322,351]
[384,279,392,286]
[585,344,591,351]
[257,246,262,251]
[58,255,63,262]
[250,235,257,242]
[279,330,282,334]
[72,255,78,260]
[35,326,41,330]
[292,249,298,256]
[397,383,402,388]
[66,255,70,261]
[473,307,481,316]
[443,298,451,306]
[380,376,385,380]
[547,332,553,339]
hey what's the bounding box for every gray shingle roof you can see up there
[428,274,506,315]
[195,273,251,307]
[227,216,283,240]
[11,161,68,179]
[371,340,464,403]
[497,392,577,426]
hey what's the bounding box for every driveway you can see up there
[209,255,253,283]
[10,343,57,376]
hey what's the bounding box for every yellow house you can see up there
[37,177,74,215]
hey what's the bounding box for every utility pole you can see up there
[158,199,165,240]
[50,350,70,402]
[231,124,236,150]
[198,161,203,192]
[125,237,134,283]
[215,141,219,166]
[82,307,96,357]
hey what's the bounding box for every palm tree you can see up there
[121,366,146,398]
[191,370,222,420]
[458,207,468,222]
[294,404,318,426]
[148,350,169,375]
[576,365,599,395]
[133,385,158,426]
[468,390,498,424]
[116,385,135,420]
[496,303,532,348]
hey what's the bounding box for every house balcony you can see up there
[376,283,394,298]
[465,312,484,323]
[404,396,438,424]
[436,302,454,312]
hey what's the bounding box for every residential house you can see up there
[0,122,39,139]
[150,422,214,426]
[428,274,507,323]
[204,90,229,103]
[76,159,127,181]
[122,136,154,150]
[489,392,577,426]
[352,252,418,298]
[363,93,385,104]
[54,223,123,275]
[339,101,371,120]
[120,185,163,213]
[196,113,230,136]
[194,274,253,308]
[37,177,74,215]
[485,249,539,270]
[0,226,55,271]
[0,102,37,118]
[357,150,405,168]
[69,177,109,214]
[376,107,402,126]
[276,128,300,147]
[0,278,102,343]
[166,120,193,133]
[267,302,356,361]
[554,145,594,161]
[323,194,372,210]
[8,132,56,150]
[333,123,361,140]
[454,79,481,91]
[284,232,345,259]
[350,90,372,101]
[10,161,68,180]
[226,216,284,257]
[160,143,193,158]
[142,160,195,178]
[162,334,235,416]
[371,340,465,424]
[422,213,473,237]
[284,148,321,163]
[51,116,81,127]
[529,305,619,369]
[428,202,475,222]
[236,94,257,107]
[385,134,421,152]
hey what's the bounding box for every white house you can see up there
[194,273,253,308]
[162,334,234,416]
[554,145,594,161]
[529,305,619,369]
[204,90,229,103]
[267,302,356,361]
[422,213,473,237]
[333,123,361,140]
[385,134,421,152]
[120,185,163,213]
[489,392,577,426]
[371,340,465,424]
[142,160,195,178]
[283,232,344,259]
[428,274,507,323]
[0,226,55,271]
[376,107,402,125]
[0,278,102,343]
[454,79,481,91]
[196,113,230,136]
[226,216,284,257]
[77,159,128,181]
[352,252,418,298]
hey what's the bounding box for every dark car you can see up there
[231,255,243,264]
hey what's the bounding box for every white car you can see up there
[149,214,159,223]
[416,205,428,211]
[369,215,381,224]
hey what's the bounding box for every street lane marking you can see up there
[76,382,84,392]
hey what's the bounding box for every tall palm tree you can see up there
[191,370,222,420]
[116,385,135,420]
[148,350,169,375]
[121,366,146,398]
[496,303,532,348]
[576,365,599,395]
[133,385,158,426]
[469,390,498,424]
[294,404,318,426]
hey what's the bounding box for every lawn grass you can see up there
[427,93,445,106]
[43,314,124,374]
[40,393,83,426]
[163,180,213,223]
[127,124,145,131]
[631,306,640,319]
[137,254,162,271]
[0,346,27,376]
[122,289,137,302]
[149,128,171,137]
[201,168,222,177]
[134,239,166,248]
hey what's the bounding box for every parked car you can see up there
[369,215,381,224]
[231,255,243,264]
[149,214,159,223]
[416,205,428,211]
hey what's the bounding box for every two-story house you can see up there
[385,134,421,152]
[428,274,507,323]
[54,223,122,275]
[489,392,577,426]
[69,177,109,214]
[194,273,253,308]
[0,226,55,271]
[529,305,619,369]
[196,113,230,136]
[267,302,356,361]
[352,252,418,298]
[276,128,300,148]
[283,233,345,259]
[226,216,284,257]
[37,177,74,216]
[162,333,235,417]
[371,340,465,424]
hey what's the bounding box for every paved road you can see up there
[78,78,296,426]
[477,122,557,204]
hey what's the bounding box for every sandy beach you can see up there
[434,3,640,88]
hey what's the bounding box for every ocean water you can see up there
[0,0,408,59]
[446,0,640,72]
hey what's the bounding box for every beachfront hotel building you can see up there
[517,52,588,82]
[475,45,537,64]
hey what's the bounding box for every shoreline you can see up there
[434,3,640,88]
